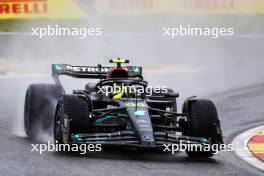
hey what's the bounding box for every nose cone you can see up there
[126,105,155,147]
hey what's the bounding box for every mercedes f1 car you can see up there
[24,59,223,157]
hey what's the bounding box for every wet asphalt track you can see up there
[0,77,264,176]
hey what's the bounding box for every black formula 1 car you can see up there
[24,59,223,157]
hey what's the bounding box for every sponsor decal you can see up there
[65,65,111,73]
[183,0,234,10]
[0,0,48,15]
[0,0,86,19]
[136,119,149,124]
[142,135,154,141]
[125,102,145,107]
[134,110,145,116]
[95,0,264,14]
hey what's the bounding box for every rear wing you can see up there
[52,64,112,79]
[52,64,143,91]
[52,64,142,79]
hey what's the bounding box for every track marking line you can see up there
[232,126,264,171]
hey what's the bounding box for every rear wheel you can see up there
[24,84,62,139]
[183,99,223,158]
[54,95,92,143]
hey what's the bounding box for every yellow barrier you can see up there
[95,0,264,14]
[1,0,264,19]
[0,0,86,19]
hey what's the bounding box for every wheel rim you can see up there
[54,108,63,142]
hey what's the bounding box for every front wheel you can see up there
[183,99,223,158]
[54,95,92,144]
[24,84,62,139]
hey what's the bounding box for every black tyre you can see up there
[54,95,92,143]
[183,99,223,158]
[24,84,62,139]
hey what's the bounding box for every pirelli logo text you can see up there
[0,0,48,14]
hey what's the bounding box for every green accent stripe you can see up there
[96,115,117,123]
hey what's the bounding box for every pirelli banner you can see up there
[0,0,86,19]
[95,0,264,14]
